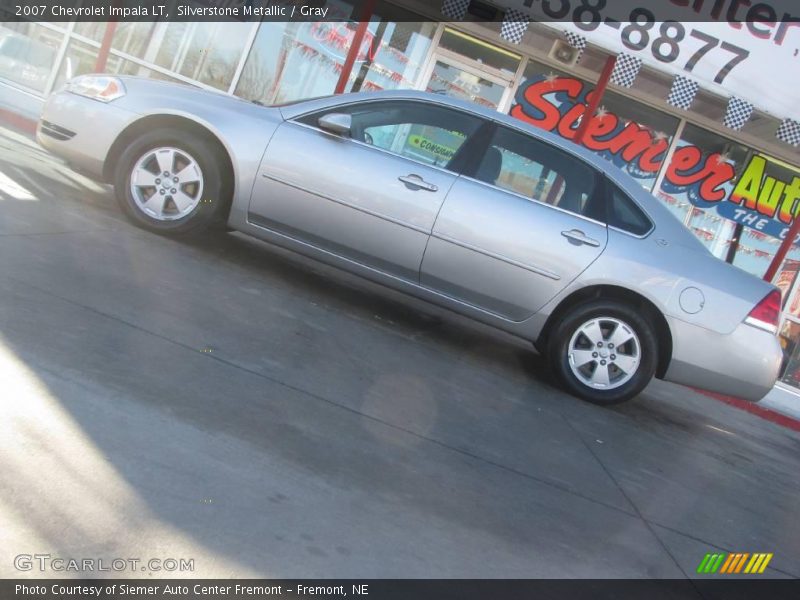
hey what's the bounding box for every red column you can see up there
[94,21,118,72]
[764,219,800,283]
[334,0,377,94]
[572,55,617,146]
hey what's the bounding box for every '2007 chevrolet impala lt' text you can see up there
[37,75,783,405]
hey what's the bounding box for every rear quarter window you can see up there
[607,184,653,236]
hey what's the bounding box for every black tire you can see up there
[113,128,230,235]
[547,299,658,406]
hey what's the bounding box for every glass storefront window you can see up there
[421,28,519,110]
[75,21,163,60]
[74,20,253,91]
[235,16,434,105]
[155,22,252,90]
[234,0,352,103]
[426,60,506,109]
[732,229,800,277]
[53,39,183,91]
[234,21,343,105]
[656,124,749,260]
[53,39,98,88]
[684,207,736,259]
[438,28,520,78]
[510,60,679,191]
[0,23,64,93]
[354,20,436,92]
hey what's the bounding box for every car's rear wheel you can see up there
[113,128,229,234]
[548,299,658,405]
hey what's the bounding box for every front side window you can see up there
[473,126,599,218]
[300,100,484,170]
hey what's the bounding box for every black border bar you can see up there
[3,579,800,600]
[2,0,800,23]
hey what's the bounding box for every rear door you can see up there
[249,99,484,282]
[420,124,608,321]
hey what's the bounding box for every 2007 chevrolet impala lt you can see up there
[37,75,783,405]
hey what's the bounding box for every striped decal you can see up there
[698,552,773,574]
[754,553,773,573]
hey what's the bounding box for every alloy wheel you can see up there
[129,147,204,221]
[567,317,641,390]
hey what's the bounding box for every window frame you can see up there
[291,98,489,176]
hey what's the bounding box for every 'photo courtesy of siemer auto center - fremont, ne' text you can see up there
[1,0,800,597]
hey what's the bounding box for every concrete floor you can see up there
[0,126,798,580]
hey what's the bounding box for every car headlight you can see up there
[65,75,126,103]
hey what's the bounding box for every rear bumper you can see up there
[664,316,782,402]
[36,91,137,180]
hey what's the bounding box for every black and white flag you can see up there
[501,9,530,44]
[610,53,642,88]
[723,97,754,131]
[776,119,800,147]
[667,75,699,110]
[441,0,470,20]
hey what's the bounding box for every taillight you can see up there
[744,289,781,334]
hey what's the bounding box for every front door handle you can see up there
[561,229,601,247]
[398,174,438,192]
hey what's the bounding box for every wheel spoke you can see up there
[581,320,604,346]
[608,322,634,349]
[174,162,201,184]
[612,354,639,374]
[590,363,611,387]
[570,349,596,368]
[131,169,158,188]
[141,193,166,217]
[154,149,175,174]
[171,190,196,213]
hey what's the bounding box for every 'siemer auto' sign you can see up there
[496,0,800,121]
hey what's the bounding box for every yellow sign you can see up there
[407,135,458,160]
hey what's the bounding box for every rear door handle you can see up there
[561,229,601,247]
[398,174,438,192]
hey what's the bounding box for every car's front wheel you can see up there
[548,299,658,405]
[113,128,229,234]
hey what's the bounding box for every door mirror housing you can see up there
[318,113,352,136]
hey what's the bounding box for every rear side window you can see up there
[607,184,653,236]
[472,126,599,218]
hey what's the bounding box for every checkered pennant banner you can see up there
[610,53,642,88]
[565,31,587,50]
[776,119,800,147]
[667,75,699,110]
[723,96,754,131]
[441,0,470,20]
[561,30,586,63]
[501,9,530,44]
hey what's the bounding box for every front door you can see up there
[249,99,485,282]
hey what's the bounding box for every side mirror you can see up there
[318,113,352,136]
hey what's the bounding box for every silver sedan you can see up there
[37,75,783,405]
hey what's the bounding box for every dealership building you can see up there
[2,0,800,380]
